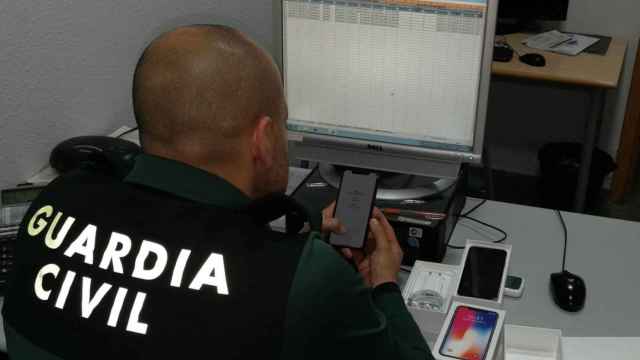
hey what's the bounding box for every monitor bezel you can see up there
[277,0,498,167]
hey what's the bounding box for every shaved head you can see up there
[132,25,289,197]
[133,25,287,167]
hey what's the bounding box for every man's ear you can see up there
[251,115,275,168]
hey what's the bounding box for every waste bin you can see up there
[538,143,617,211]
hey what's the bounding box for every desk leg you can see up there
[574,89,606,212]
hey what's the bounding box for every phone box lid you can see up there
[453,240,512,308]
[504,325,562,360]
[433,301,506,360]
[402,261,460,342]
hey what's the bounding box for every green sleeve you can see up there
[282,234,433,360]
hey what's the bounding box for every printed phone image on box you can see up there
[439,306,499,360]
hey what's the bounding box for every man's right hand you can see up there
[343,209,403,288]
[367,209,403,287]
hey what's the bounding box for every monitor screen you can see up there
[498,0,569,21]
[283,0,490,154]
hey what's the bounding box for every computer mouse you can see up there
[550,271,586,312]
[520,53,547,67]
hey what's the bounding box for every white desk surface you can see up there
[562,337,640,360]
[447,198,640,337]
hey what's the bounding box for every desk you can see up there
[491,33,627,212]
[448,198,640,337]
[289,168,640,358]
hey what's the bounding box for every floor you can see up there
[467,167,640,222]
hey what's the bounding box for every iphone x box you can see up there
[433,301,506,360]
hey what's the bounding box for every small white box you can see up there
[433,301,506,360]
[505,325,562,360]
[402,261,460,343]
[453,240,512,308]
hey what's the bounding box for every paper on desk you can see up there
[524,30,572,51]
[524,31,600,56]
[549,34,600,56]
[269,167,313,232]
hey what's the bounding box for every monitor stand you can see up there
[318,163,457,201]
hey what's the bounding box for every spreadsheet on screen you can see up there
[283,0,488,151]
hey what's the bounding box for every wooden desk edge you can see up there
[491,68,620,89]
[492,35,628,90]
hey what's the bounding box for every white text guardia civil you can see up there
[26,205,230,335]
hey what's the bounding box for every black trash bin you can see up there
[538,143,617,211]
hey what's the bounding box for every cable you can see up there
[117,127,139,139]
[448,214,508,250]
[461,199,487,217]
[556,210,568,272]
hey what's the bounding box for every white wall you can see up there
[0,0,276,191]
[1,1,638,190]
[488,0,640,175]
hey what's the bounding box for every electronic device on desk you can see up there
[504,275,525,298]
[497,0,570,35]
[493,42,514,62]
[520,53,547,67]
[291,167,467,264]
[329,171,378,250]
[458,246,508,301]
[50,136,140,177]
[281,0,497,260]
[550,211,586,312]
[0,186,42,293]
[0,225,17,293]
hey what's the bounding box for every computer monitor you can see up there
[498,0,569,21]
[281,0,498,180]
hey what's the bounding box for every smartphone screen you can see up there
[439,306,498,360]
[329,171,378,249]
[457,247,507,300]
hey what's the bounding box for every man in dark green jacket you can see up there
[3,25,432,359]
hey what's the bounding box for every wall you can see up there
[0,0,276,192]
[488,1,640,176]
[2,1,638,190]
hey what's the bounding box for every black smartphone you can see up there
[457,247,507,301]
[329,171,379,249]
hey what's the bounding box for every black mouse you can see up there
[550,271,586,312]
[520,53,547,67]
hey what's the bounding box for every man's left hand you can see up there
[321,202,346,235]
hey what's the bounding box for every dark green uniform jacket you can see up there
[3,154,432,359]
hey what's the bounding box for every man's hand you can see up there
[342,208,403,287]
[321,202,346,235]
